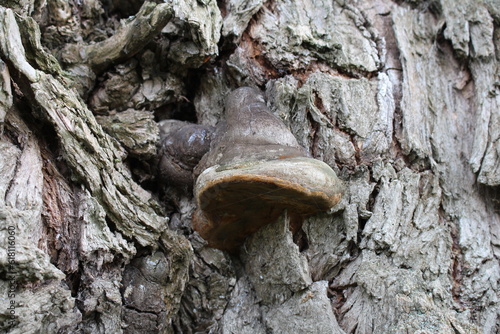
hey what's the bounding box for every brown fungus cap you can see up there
[193,87,343,250]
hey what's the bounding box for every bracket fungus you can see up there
[193,87,343,250]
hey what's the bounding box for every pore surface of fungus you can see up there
[193,87,343,250]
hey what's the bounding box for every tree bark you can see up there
[0,0,499,333]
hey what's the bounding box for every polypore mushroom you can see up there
[193,87,343,250]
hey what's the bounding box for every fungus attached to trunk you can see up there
[193,87,343,250]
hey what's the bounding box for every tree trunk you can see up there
[1,0,499,333]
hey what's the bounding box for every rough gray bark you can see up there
[0,0,499,334]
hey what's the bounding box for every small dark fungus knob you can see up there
[158,120,214,187]
[193,87,343,250]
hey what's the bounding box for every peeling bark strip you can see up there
[0,7,166,246]
[0,4,194,333]
[0,58,12,131]
[61,2,174,73]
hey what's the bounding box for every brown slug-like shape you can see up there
[193,87,343,250]
[158,120,214,187]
